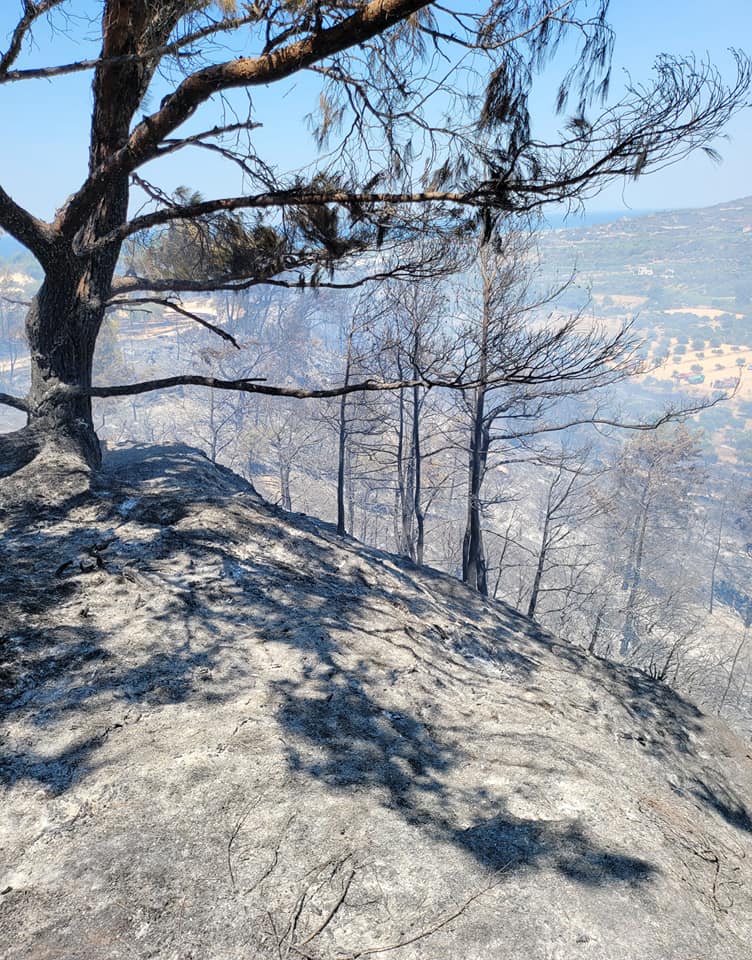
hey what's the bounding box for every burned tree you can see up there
[453,229,647,595]
[611,423,706,655]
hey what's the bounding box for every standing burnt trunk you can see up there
[462,382,489,595]
[461,248,493,596]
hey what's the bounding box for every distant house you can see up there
[688,374,705,384]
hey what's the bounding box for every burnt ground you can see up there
[1,443,751,960]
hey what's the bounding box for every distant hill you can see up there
[543,207,655,230]
[539,196,752,325]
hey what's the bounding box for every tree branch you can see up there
[1,295,32,308]
[108,297,241,349]
[63,374,423,403]
[0,0,67,78]
[490,393,730,442]
[111,260,447,296]
[0,391,30,413]
[0,11,262,84]
[0,184,58,263]
[336,867,511,959]
[155,121,265,172]
[59,0,433,236]
[78,188,471,254]
[78,46,752,257]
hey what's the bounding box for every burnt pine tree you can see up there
[0,1,749,476]
[370,273,450,563]
[456,231,648,595]
[614,424,706,656]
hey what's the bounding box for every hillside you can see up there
[541,196,752,318]
[534,198,752,465]
[1,445,751,959]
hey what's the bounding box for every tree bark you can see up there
[462,383,489,595]
[708,496,726,614]
[336,325,354,536]
[3,1,176,471]
[621,499,650,655]
[279,460,292,512]
[412,379,425,565]
[461,246,495,596]
[527,509,551,619]
[23,262,109,469]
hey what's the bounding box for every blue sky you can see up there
[0,1,750,226]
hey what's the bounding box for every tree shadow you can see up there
[690,775,752,832]
[273,668,658,886]
[456,815,655,885]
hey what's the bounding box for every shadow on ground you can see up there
[1,444,749,891]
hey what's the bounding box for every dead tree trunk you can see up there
[621,499,650,655]
[412,379,425,565]
[462,383,489,595]
[336,323,354,536]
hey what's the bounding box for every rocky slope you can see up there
[1,444,751,960]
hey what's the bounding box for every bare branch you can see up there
[0,391,30,414]
[492,393,731,441]
[108,297,241,349]
[111,261,446,296]
[58,373,423,404]
[297,868,356,946]
[1,295,32,308]
[155,122,265,172]
[0,184,58,263]
[44,365,726,429]
[336,867,511,959]
[0,0,67,78]
[0,11,262,84]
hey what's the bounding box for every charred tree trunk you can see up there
[393,384,415,559]
[527,509,551,619]
[0,3,185,476]
[21,196,126,463]
[621,499,650,655]
[2,3,168,473]
[279,460,292,512]
[708,496,727,614]
[462,246,494,596]
[336,331,354,537]
[336,389,348,536]
[412,379,425,565]
[16,237,121,471]
[462,384,489,595]
[588,606,605,656]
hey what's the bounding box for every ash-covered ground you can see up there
[1,444,751,960]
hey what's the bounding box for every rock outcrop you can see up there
[1,444,751,959]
